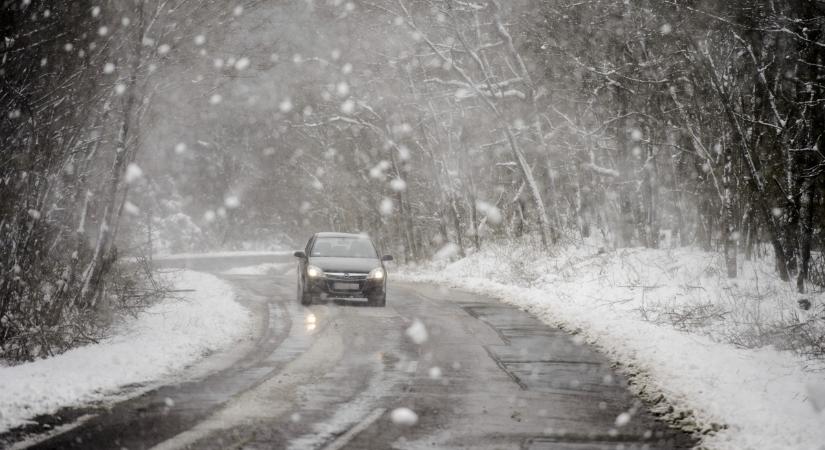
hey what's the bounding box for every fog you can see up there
[2,3,825,448]
[2,0,824,367]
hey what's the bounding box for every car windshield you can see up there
[310,237,378,259]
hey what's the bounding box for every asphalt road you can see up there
[13,258,695,449]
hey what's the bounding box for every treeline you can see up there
[0,0,221,361]
[252,0,824,292]
[3,0,823,359]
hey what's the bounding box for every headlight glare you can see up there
[368,267,385,280]
[307,265,323,278]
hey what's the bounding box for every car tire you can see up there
[368,294,386,307]
[298,282,312,306]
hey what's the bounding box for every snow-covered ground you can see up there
[222,262,293,275]
[0,270,252,434]
[398,238,825,450]
[153,250,291,260]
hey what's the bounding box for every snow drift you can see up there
[399,239,825,450]
[0,270,252,433]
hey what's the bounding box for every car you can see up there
[293,232,393,307]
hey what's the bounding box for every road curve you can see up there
[14,260,695,449]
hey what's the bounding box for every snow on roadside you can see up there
[222,262,292,275]
[398,240,825,450]
[153,250,291,260]
[0,270,252,433]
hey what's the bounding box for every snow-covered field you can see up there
[0,270,252,434]
[398,239,825,450]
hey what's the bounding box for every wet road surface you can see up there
[10,260,695,449]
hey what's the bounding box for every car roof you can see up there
[314,232,370,239]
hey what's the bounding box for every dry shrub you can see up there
[0,256,168,363]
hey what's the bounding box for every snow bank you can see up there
[222,262,292,275]
[398,240,825,450]
[0,270,252,433]
[153,250,291,260]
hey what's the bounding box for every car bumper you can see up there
[306,277,385,300]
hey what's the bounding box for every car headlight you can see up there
[368,268,385,280]
[307,265,324,278]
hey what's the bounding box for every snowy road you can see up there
[18,258,694,449]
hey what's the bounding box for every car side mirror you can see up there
[294,251,306,259]
[381,255,394,261]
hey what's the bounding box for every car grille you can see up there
[323,272,369,295]
[325,272,368,281]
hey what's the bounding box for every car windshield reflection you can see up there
[310,237,378,258]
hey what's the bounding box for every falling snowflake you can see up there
[397,145,411,161]
[235,57,250,70]
[615,412,632,427]
[476,201,502,225]
[340,99,355,114]
[405,319,428,344]
[379,197,394,216]
[224,195,240,209]
[433,243,459,260]
[124,201,140,215]
[336,82,350,97]
[124,163,143,184]
[390,407,418,426]
[390,178,406,192]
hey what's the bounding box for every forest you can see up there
[1,0,823,361]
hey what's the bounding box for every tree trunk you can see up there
[796,177,815,292]
[79,1,147,305]
[502,127,552,250]
[697,44,790,280]
[421,109,463,257]
[574,161,589,238]
[615,87,635,247]
[643,142,659,248]
[722,142,737,278]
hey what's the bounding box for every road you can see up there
[15,257,695,449]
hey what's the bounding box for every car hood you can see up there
[309,257,381,273]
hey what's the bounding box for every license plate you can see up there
[333,282,359,290]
